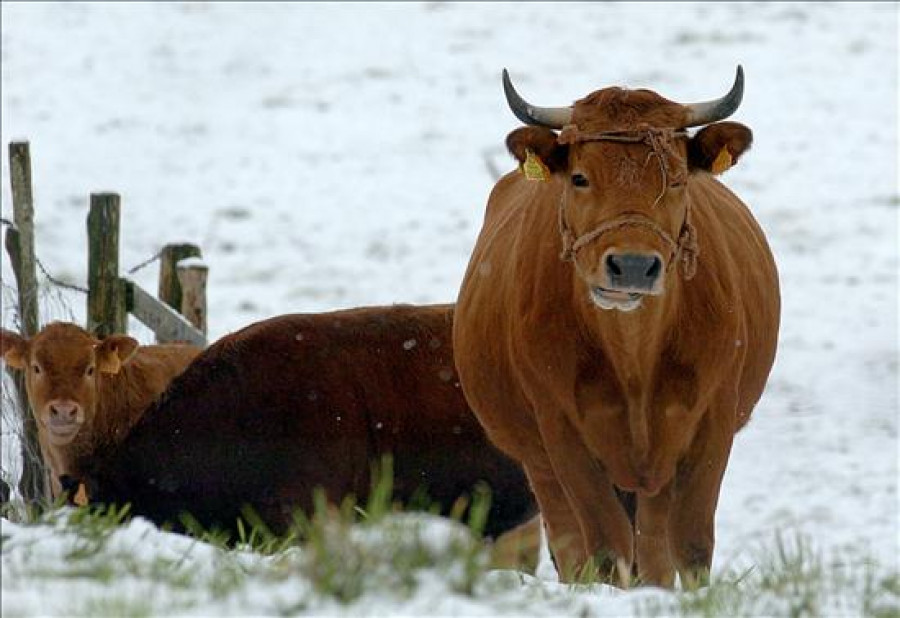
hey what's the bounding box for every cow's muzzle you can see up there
[603,251,664,294]
[44,400,83,443]
[587,250,665,311]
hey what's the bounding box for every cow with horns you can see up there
[453,67,780,587]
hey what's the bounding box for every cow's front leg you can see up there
[535,409,634,585]
[524,457,588,579]
[636,486,675,587]
[669,404,735,588]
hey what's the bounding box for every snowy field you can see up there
[1,2,898,616]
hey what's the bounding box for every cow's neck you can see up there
[577,281,682,398]
[94,366,148,441]
[576,283,683,458]
[51,423,95,476]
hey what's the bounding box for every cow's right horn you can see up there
[681,65,745,128]
[503,69,573,129]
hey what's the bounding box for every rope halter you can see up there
[555,124,699,281]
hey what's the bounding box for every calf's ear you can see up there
[687,121,753,175]
[506,127,569,178]
[95,335,140,374]
[0,329,28,369]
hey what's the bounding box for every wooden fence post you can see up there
[86,193,126,337]
[158,243,201,341]
[6,141,49,504]
[176,257,208,336]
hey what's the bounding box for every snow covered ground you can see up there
[1,2,897,616]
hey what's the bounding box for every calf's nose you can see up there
[604,252,662,291]
[49,401,80,423]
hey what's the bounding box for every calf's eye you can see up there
[571,173,589,188]
[32,364,41,375]
[86,366,95,377]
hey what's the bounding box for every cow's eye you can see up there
[86,366,95,377]
[571,173,589,188]
[32,364,41,375]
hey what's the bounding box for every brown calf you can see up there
[0,322,201,499]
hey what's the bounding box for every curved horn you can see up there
[682,65,745,128]
[502,69,573,129]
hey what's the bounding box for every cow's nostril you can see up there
[606,255,622,277]
[646,257,662,280]
[50,403,78,422]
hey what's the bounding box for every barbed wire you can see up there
[34,258,89,294]
[0,217,162,294]
[126,250,162,275]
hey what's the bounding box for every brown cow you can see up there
[453,67,780,587]
[76,304,539,558]
[0,322,201,500]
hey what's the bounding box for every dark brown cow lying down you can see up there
[77,304,537,541]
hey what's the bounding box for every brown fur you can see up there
[77,305,538,547]
[573,88,688,132]
[0,322,200,499]
[455,82,779,587]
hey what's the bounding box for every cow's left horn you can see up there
[681,65,745,128]
[503,69,573,129]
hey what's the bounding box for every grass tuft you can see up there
[638,532,900,617]
[285,455,493,604]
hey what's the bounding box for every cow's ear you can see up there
[0,329,28,369]
[687,121,752,175]
[96,335,139,374]
[506,127,569,177]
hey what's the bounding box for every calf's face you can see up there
[0,324,138,446]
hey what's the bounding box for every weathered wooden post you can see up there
[5,140,49,504]
[158,243,201,310]
[176,256,208,336]
[86,193,126,337]
[157,243,201,341]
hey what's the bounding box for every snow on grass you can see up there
[1,2,898,616]
[2,508,897,617]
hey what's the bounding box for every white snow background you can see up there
[1,2,897,616]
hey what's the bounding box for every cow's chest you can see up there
[569,354,701,460]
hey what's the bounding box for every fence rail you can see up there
[126,279,207,347]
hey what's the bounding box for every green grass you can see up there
[79,597,154,618]
[638,533,900,618]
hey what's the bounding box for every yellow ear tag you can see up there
[711,147,733,175]
[522,149,550,182]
